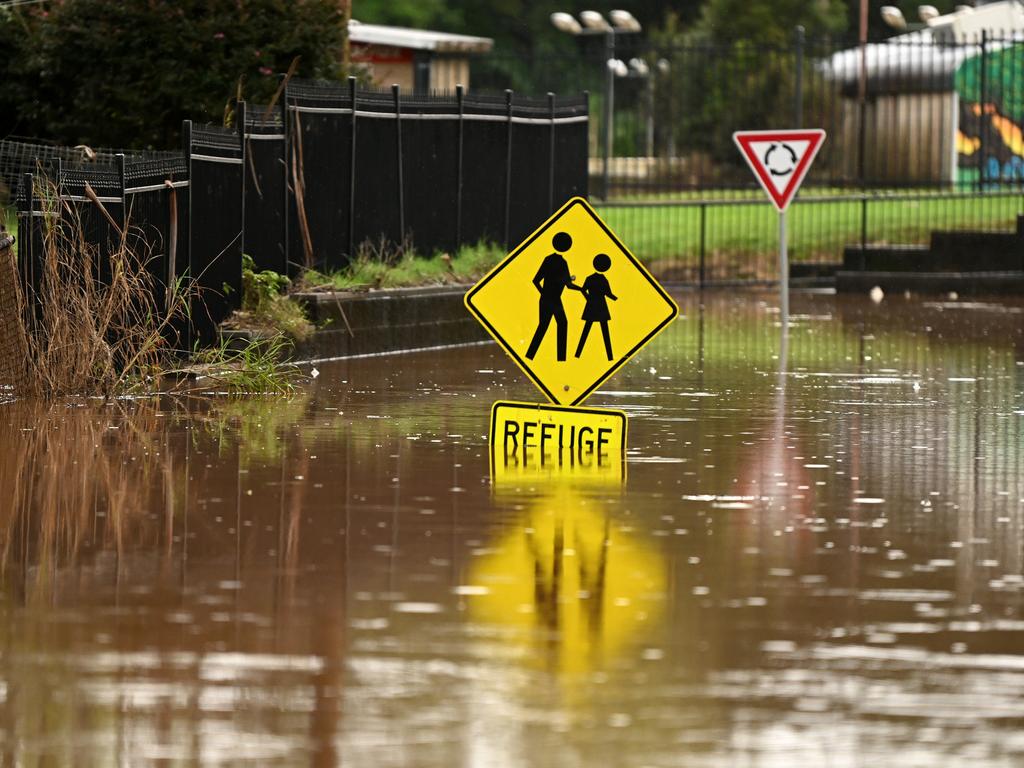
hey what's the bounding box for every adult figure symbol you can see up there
[525,231,581,362]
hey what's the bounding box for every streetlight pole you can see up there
[551,10,642,202]
[603,28,614,199]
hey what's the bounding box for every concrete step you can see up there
[843,240,1022,272]
[836,270,1024,295]
[842,244,930,272]
[929,230,1023,270]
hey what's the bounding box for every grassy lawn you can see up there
[597,191,1024,274]
[302,241,506,291]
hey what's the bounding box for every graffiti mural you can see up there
[955,43,1024,186]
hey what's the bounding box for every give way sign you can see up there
[733,129,825,212]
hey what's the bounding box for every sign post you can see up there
[779,209,788,322]
[732,129,825,331]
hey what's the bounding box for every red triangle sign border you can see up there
[733,129,826,213]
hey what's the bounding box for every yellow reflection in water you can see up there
[468,486,665,679]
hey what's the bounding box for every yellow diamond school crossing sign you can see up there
[465,197,678,406]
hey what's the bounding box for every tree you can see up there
[0,0,346,149]
[690,0,847,45]
[650,0,847,167]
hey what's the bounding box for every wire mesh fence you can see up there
[478,32,1024,283]
[0,139,179,204]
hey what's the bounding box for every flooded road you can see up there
[1,290,1023,766]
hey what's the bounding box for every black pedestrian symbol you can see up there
[525,231,581,362]
[575,253,617,361]
[764,142,798,176]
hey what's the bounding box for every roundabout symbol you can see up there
[764,142,798,177]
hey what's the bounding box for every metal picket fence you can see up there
[15,135,224,348]
[478,32,1024,284]
[7,79,590,348]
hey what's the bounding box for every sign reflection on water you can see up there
[467,486,666,678]
[478,402,664,681]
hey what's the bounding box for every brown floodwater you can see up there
[1,289,1023,766]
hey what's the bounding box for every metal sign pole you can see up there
[779,209,789,332]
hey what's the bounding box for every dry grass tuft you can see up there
[14,179,188,398]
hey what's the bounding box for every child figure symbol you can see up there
[574,253,617,361]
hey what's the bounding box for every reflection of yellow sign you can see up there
[490,401,626,488]
[467,488,665,678]
[465,197,678,406]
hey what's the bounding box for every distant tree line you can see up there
[0,0,965,152]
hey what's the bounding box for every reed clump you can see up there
[4,179,298,398]
[0,400,166,580]
[12,181,185,398]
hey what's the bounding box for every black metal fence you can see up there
[478,32,1024,283]
[14,117,246,346]
[9,79,591,345]
[243,79,588,275]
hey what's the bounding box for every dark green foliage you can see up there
[688,0,847,45]
[0,0,345,148]
[241,254,290,314]
[652,1,846,164]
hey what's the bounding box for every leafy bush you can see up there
[225,255,313,341]
[0,0,345,148]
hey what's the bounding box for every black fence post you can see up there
[348,76,358,259]
[794,25,805,129]
[548,92,556,212]
[282,79,291,271]
[698,202,706,289]
[393,84,405,247]
[979,30,988,190]
[455,84,465,252]
[504,88,513,249]
[237,100,247,263]
[22,173,35,319]
[53,156,63,229]
[181,119,193,351]
[860,195,868,264]
[52,158,64,282]
[582,90,591,198]
[116,153,127,235]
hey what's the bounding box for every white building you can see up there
[824,1,1024,184]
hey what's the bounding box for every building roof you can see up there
[348,22,493,54]
[825,1,1024,92]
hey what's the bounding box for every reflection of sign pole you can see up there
[733,129,825,333]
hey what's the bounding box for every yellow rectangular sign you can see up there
[490,400,626,486]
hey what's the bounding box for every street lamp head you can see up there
[580,10,611,31]
[550,12,582,35]
[607,58,629,77]
[629,58,650,76]
[918,4,940,22]
[880,5,908,29]
[609,9,642,32]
